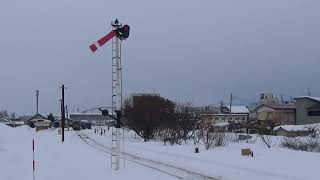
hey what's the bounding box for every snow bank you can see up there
[224,105,249,113]
[274,123,320,132]
[214,122,229,127]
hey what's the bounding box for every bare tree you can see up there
[123,95,175,142]
[174,102,196,142]
[197,119,229,150]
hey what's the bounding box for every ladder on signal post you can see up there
[111,28,122,170]
[111,126,117,168]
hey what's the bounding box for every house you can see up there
[249,93,285,120]
[254,104,296,125]
[273,124,319,137]
[26,114,51,131]
[274,127,310,137]
[294,96,320,125]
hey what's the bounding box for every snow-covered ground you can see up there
[0,124,176,180]
[84,128,320,180]
[1,124,319,180]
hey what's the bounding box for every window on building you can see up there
[215,117,219,120]
[241,117,245,120]
[222,117,226,120]
[228,117,232,120]
[235,117,239,120]
[308,111,320,116]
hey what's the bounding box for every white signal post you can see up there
[89,19,130,170]
[113,25,121,170]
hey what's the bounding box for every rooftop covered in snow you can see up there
[294,96,320,102]
[274,123,320,132]
[224,105,249,114]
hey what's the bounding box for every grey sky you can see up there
[0,0,319,115]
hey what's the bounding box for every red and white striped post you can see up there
[32,139,35,180]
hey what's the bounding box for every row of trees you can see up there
[0,110,15,119]
[122,94,282,149]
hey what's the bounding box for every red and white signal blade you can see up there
[89,30,117,53]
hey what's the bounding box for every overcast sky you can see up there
[0,0,319,115]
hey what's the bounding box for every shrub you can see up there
[281,136,320,152]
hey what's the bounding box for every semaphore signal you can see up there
[89,19,130,170]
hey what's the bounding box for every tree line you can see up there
[122,94,284,150]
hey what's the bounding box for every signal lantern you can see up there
[116,24,130,40]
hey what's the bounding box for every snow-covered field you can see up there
[0,124,176,180]
[1,124,319,180]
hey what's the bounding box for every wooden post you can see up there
[61,85,65,143]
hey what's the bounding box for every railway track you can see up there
[75,131,221,180]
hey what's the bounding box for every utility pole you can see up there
[36,90,39,114]
[65,105,69,119]
[65,105,69,130]
[281,95,284,123]
[308,88,311,96]
[61,85,66,143]
[219,101,223,113]
[229,93,233,122]
[290,97,294,103]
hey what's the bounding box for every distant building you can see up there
[254,104,296,125]
[294,96,320,125]
[200,105,249,124]
[260,93,278,104]
[26,114,50,131]
[69,113,114,126]
[273,124,316,137]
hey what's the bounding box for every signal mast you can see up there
[89,19,130,170]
